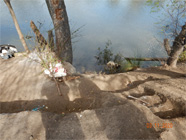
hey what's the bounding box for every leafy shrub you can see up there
[179,49,186,62]
[95,41,141,74]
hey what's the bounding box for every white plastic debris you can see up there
[44,62,67,77]
[107,61,121,69]
[0,44,18,59]
[2,49,8,54]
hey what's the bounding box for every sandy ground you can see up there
[0,56,186,140]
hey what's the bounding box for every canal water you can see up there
[0,0,167,72]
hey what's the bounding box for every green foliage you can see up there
[179,49,186,62]
[32,43,63,96]
[146,0,162,12]
[124,60,142,71]
[95,41,141,74]
[146,0,186,64]
[35,44,59,72]
[146,0,186,38]
[96,40,114,65]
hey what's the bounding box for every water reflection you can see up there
[0,0,166,72]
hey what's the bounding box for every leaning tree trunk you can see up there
[30,21,48,48]
[4,0,30,53]
[46,0,72,64]
[167,23,186,68]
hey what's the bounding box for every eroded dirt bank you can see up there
[0,57,186,140]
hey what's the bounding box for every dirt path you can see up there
[0,57,186,140]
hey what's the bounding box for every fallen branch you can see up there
[125,57,167,62]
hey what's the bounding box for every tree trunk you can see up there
[167,23,186,68]
[48,30,54,51]
[30,21,48,49]
[4,0,30,53]
[164,38,171,56]
[45,0,72,64]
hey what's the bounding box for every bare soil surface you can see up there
[0,57,186,140]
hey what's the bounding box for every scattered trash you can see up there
[32,105,45,111]
[107,61,121,70]
[0,44,18,59]
[44,62,67,78]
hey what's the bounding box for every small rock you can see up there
[29,135,34,140]
[62,61,76,75]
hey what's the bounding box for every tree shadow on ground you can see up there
[0,58,184,139]
[39,77,161,140]
[0,61,163,139]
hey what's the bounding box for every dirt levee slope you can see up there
[0,57,186,140]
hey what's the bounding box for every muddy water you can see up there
[0,0,167,72]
